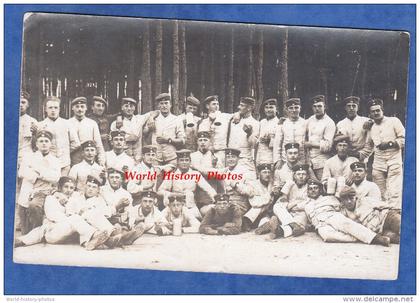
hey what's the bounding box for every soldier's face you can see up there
[197,137,210,151]
[238,102,252,115]
[225,154,239,169]
[206,101,219,113]
[345,103,358,118]
[342,195,357,211]
[141,197,155,213]
[159,100,171,114]
[215,200,229,214]
[369,105,384,121]
[186,104,198,115]
[112,136,126,150]
[286,148,299,163]
[20,98,29,114]
[72,104,87,117]
[169,200,183,217]
[92,101,106,116]
[46,100,60,119]
[287,104,301,119]
[60,181,75,197]
[83,147,97,162]
[312,102,325,116]
[259,169,271,182]
[36,137,52,154]
[108,173,122,189]
[336,142,349,157]
[85,182,99,198]
[143,152,156,165]
[307,184,322,199]
[177,157,191,171]
[121,102,135,117]
[352,168,366,182]
[264,104,277,118]
[294,171,308,186]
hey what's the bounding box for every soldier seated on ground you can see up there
[257,164,310,239]
[339,186,401,244]
[125,191,164,245]
[199,194,242,235]
[15,176,110,251]
[155,194,200,236]
[304,179,390,246]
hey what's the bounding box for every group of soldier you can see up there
[15,89,405,250]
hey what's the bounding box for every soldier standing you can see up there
[18,91,37,168]
[256,98,279,165]
[179,96,201,151]
[88,96,115,152]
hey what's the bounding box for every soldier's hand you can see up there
[363,119,374,130]
[232,112,241,124]
[271,186,281,197]
[122,165,129,173]
[243,124,253,136]
[224,222,236,228]
[30,122,38,134]
[146,119,156,130]
[206,228,219,235]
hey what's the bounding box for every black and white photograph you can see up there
[13,12,409,280]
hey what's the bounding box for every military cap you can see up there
[292,163,309,172]
[121,97,137,105]
[107,168,124,177]
[58,176,76,188]
[339,186,357,199]
[142,145,157,154]
[20,91,30,100]
[110,130,126,139]
[186,96,200,107]
[93,96,108,106]
[240,96,256,106]
[155,93,171,102]
[307,178,323,188]
[285,98,301,107]
[262,98,278,107]
[311,95,326,104]
[350,161,366,171]
[168,193,186,203]
[203,95,219,105]
[285,142,300,151]
[224,148,241,156]
[35,130,53,141]
[86,174,102,186]
[81,140,97,150]
[214,193,229,202]
[333,133,350,145]
[140,190,157,199]
[343,96,360,105]
[71,96,87,106]
[175,149,192,158]
[257,163,272,172]
[197,131,211,139]
[368,98,384,108]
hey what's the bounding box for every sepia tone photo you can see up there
[13,12,409,280]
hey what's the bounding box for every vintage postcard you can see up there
[13,12,409,280]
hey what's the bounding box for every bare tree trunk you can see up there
[127,38,136,100]
[218,32,227,112]
[209,30,215,94]
[172,20,180,114]
[247,27,254,97]
[141,21,152,113]
[255,29,264,115]
[179,21,187,111]
[154,20,163,100]
[278,28,289,109]
[227,28,235,113]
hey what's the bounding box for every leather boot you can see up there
[372,235,390,247]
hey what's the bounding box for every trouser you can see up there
[18,215,96,246]
[238,157,256,177]
[320,212,377,244]
[273,203,309,237]
[27,205,44,232]
[17,205,31,235]
[382,210,401,235]
[82,209,115,235]
[372,163,403,208]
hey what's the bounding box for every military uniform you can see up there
[100,182,133,225]
[256,99,279,165]
[105,149,135,172]
[366,99,405,207]
[18,113,37,168]
[87,96,114,151]
[199,194,242,235]
[37,116,81,174]
[351,179,382,200]
[128,204,163,234]
[68,159,104,193]
[179,96,202,151]
[159,206,201,235]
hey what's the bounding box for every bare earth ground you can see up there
[13,232,399,280]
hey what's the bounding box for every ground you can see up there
[13,232,399,280]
